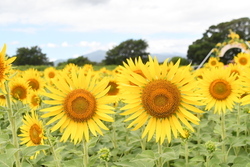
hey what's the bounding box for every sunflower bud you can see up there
[98,148,111,162]
[205,141,216,153]
[180,128,191,140]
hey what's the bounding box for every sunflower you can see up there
[0,44,16,86]
[22,68,45,93]
[105,77,121,107]
[9,77,30,103]
[19,110,46,159]
[118,57,147,90]
[234,52,250,67]
[239,67,250,105]
[41,68,115,144]
[44,67,57,80]
[118,56,204,144]
[28,90,41,110]
[226,63,246,79]
[0,93,6,106]
[197,67,243,114]
[205,57,224,68]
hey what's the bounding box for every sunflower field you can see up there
[0,43,250,167]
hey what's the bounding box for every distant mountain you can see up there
[54,59,66,66]
[151,52,186,62]
[84,50,107,63]
[53,50,186,66]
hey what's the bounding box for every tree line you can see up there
[9,17,250,67]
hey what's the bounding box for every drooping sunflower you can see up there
[234,52,250,67]
[118,56,204,144]
[0,44,16,86]
[9,77,30,103]
[22,68,45,93]
[19,110,46,159]
[41,68,115,144]
[197,67,243,114]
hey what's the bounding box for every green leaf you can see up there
[5,144,19,158]
[21,145,50,157]
[113,161,136,167]
[161,147,178,162]
[134,160,155,167]
[232,156,250,167]
[229,137,246,147]
[63,158,83,167]
[189,155,204,162]
[135,150,155,160]
[0,153,14,167]
[0,134,9,144]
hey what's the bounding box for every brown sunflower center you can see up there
[209,79,231,100]
[210,60,217,66]
[239,57,247,65]
[11,85,27,100]
[0,95,5,100]
[107,81,119,95]
[29,124,42,144]
[28,79,40,91]
[64,89,96,122]
[0,62,5,81]
[48,72,55,78]
[142,79,181,118]
[31,95,40,107]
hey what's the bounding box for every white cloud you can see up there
[79,41,116,52]
[148,38,193,54]
[1,0,249,35]
[72,54,81,58]
[10,41,20,45]
[61,42,70,47]
[47,43,57,48]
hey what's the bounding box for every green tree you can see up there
[170,56,190,65]
[104,39,150,65]
[12,46,53,66]
[187,17,250,65]
[58,56,95,67]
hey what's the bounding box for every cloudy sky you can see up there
[0,0,249,62]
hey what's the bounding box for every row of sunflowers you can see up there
[0,44,249,167]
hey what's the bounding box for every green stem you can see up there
[5,82,21,167]
[157,142,163,167]
[197,114,201,146]
[47,131,61,167]
[236,103,240,137]
[206,155,210,167]
[83,139,89,167]
[220,112,227,163]
[105,161,109,167]
[140,137,146,151]
[111,114,117,149]
[184,141,189,167]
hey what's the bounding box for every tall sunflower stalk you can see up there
[220,112,227,163]
[5,81,21,167]
[0,44,20,166]
[83,139,89,167]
